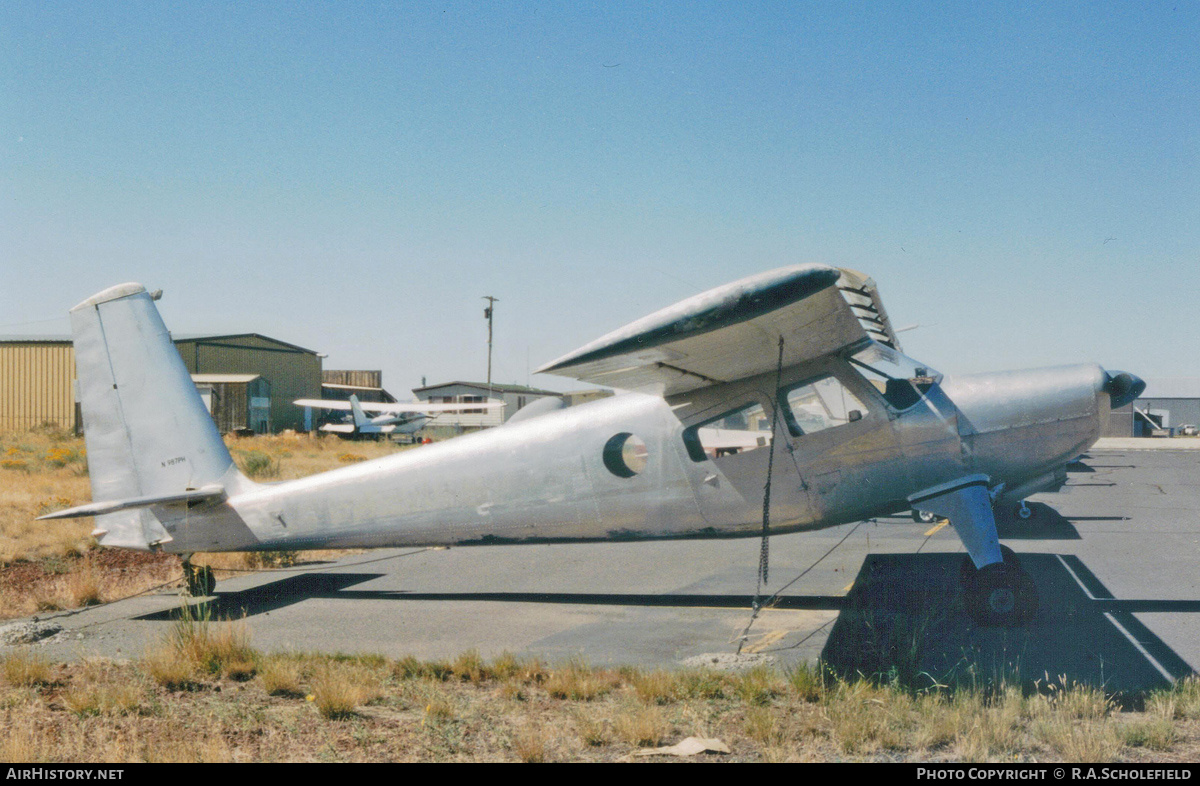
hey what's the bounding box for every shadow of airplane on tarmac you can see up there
[994,503,1083,540]
[137,552,1194,695]
[818,552,1194,695]
[136,571,849,621]
[135,572,389,621]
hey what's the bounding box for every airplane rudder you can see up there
[70,284,236,498]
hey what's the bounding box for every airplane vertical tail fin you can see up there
[69,284,251,549]
[349,395,372,429]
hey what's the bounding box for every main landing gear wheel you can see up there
[912,509,939,524]
[960,547,1038,627]
[183,561,216,596]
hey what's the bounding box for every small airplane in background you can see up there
[293,394,504,439]
[44,266,1142,624]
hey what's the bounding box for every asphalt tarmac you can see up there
[15,445,1200,691]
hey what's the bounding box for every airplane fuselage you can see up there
[151,350,1109,554]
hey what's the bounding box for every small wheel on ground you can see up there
[184,563,216,596]
[912,509,939,524]
[184,565,201,596]
[199,565,216,595]
[1016,501,1034,520]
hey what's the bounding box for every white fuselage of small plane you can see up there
[155,351,1110,555]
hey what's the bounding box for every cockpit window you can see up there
[849,342,939,412]
[682,401,773,462]
[780,376,869,437]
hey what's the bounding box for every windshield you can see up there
[848,342,940,411]
[781,375,869,437]
[851,342,938,381]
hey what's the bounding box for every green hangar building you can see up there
[0,333,323,434]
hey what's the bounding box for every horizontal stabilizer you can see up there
[37,485,227,520]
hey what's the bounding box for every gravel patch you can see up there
[680,652,777,671]
[0,620,64,646]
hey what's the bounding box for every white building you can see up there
[412,381,561,434]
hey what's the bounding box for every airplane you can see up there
[42,267,1143,625]
[293,394,504,438]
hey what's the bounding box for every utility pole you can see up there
[482,296,498,397]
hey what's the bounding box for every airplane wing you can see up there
[294,399,504,413]
[536,265,902,396]
[318,423,357,433]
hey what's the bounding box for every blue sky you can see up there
[3,2,1197,396]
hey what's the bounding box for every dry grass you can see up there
[1,637,1200,762]
[676,667,729,700]
[630,669,678,705]
[788,662,825,702]
[544,659,619,701]
[167,606,257,679]
[1165,675,1200,720]
[0,719,44,762]
[451,649,489,683]
[825,679,913,754]
[141,605,259,692]
[733,663,786,706]
[2,648,56,687]
[744,705,784,746]
[143,644,201,691]
[394,654,454,681]
[0,430,411,620]
[1122,717,1178,751]
[260,655,305,697]
[66,557,103,607]
[513,724,551,762]
[1033,719,1122,762]
[310,662,381,719]
[420,681,457,723]
[62,678,146,717]
[947,688,1026,760]
[613,703,669,746]
[490,650,546,683]
[0,427,94,566]
[234,449,280,479]
[573,709,611,746]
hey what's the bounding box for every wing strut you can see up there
[736,335,786,654]
[908,475,1002,568]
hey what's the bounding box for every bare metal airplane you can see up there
[43,267,1142,623]
[293,393,504,438]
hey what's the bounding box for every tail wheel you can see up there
[1017,501,1033,520]
[960,548,1038,627]
[912,509,939,524]
[184,564,216,596]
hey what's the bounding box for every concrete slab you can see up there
[1093,437,1200,450]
